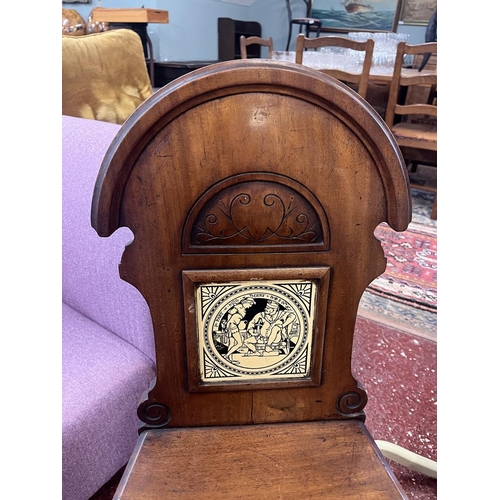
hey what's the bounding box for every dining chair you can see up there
[285,0,322,51]
[385,41,437,219]
[295,33,375,100]
[240,35,274,59]
[92,58,412,499]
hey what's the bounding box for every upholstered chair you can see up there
[62,29,153,125]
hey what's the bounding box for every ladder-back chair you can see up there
[240,35,274,59]
[92,59,412,499]
[385,41,437,219]
[295,33,375,100]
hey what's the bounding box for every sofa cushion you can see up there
[62,115,155,362]
[62,302,155,500]
[62,29,153,124]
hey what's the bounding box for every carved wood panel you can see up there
[183,173,330,253]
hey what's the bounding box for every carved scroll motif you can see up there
[336,391,367,417]
[137,401,172,430]
[185,176,329,252]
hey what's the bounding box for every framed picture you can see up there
[311,0,403,33]
[399,0,436,25]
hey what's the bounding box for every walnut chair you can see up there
[91,59,412,499]
[286,0,322,51]
[240,35,274,59]
[295,33,375,100]
[385,41,437,219]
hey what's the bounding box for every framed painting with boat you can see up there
[311,0,403,33]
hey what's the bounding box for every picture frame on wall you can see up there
[311,0,403,33]
[399,0,436,25]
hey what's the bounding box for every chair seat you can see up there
[392,122,437,151]
[115,420,407,499]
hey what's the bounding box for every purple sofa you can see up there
[62,115,156,500]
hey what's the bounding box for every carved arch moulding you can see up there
[182,172,330,254]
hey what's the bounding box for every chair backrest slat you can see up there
[240,35,274,59]
[385,42,437,128]
[295,34,374,99]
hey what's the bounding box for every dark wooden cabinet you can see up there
[218,17,262,60]
[154,61,217,88]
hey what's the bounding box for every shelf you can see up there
[91,8,169,24]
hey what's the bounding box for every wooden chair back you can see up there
[93,57,410,428]
[239,35,274,59]
[384,42,437,218]
[413,53,437,72]
[91,59,411,498]
[295,34,375,99]
[385,42,437,132]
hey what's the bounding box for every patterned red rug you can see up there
[371,222,437,311]
[358,191,437,341]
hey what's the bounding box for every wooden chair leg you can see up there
[408,161,418,173]
[431,193,437,220]
[146,34,155,87]
[286,22,293,51]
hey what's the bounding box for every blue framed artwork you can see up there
[312,0,403,33]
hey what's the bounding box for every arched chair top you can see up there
[92,59,411,237]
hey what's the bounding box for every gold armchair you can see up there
[62,29,153,125]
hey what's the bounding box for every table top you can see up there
[320,66,436,84]
[91,8,169,24]
[273,51,436,84]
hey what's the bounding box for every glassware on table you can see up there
[296,46,360,73]
[273,51,296,63]
[347,32,410,74]
[318,47,351,71]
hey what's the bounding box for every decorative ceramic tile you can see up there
[196,280,317,383]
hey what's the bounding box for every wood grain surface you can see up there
[116,421,408,499]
